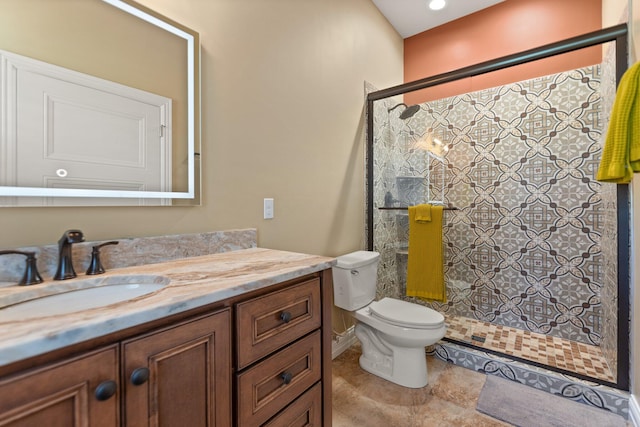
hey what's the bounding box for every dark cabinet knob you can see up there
[130,367,150,386]
[281,372,293,385]
[94,380,117,401]
[280,311,292,323]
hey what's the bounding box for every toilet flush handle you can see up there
[351,269,359,276]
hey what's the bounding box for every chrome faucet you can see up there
[54,229,85,280]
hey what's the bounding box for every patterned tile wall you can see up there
[372,65,619,355]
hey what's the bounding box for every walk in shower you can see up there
[366,26,629,390]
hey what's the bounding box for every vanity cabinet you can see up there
[0,269,333,427]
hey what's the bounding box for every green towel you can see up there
[406,204,446,302]
[596,61,640,183]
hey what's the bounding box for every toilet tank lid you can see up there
[336,251,380,269]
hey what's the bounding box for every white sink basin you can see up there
[0,275,170,321]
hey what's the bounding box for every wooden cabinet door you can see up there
[0,346,119,427]
[122,309,231,427]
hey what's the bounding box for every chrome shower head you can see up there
[388,103,420,120]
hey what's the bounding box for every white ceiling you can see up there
[371,0,506,39]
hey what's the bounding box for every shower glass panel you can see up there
[369,38,625,386]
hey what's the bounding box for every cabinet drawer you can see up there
[236,278,321,368]
[263,382,322,427]
[236,331,321,427]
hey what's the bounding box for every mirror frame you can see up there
[0,0,200,201]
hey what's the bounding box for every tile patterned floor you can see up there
[444,315,615,382]
[332,344,510,427]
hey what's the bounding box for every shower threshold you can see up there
[444,315,615,383]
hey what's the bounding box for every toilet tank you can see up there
[332,251,380,311]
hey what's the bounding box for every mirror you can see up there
[0,0,200,206]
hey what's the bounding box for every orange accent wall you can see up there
[403,0,602,104]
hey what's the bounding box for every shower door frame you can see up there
[365,24,630,390]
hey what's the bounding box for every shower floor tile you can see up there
[444,315,615,383]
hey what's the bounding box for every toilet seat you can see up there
[368,298,444,329]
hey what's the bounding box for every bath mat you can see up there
[476,375,626,427]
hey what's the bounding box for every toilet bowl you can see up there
[332,251,447,388]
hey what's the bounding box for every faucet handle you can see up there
[0,250,44,286]
[86,241,119,275]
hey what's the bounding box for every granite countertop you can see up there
[0,247,336,367]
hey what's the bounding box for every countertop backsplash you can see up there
[0,228,257,285]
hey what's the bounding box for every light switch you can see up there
[263,198,274,219]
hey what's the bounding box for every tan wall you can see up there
[629,0,640,407]
[0,0,403,257]
[634,0,640,61]
[0,0,184,97]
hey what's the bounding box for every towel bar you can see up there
[378,206,458,210]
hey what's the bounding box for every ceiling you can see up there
[371,0,505,39]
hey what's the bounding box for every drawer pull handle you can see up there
[280,311,292,323]
[281,371,293,385]
[130,367,150,386]
[95,380,117,401]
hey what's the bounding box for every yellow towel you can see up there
[596,61,640,183]
[414,204,432,222]
[406,204,446,302]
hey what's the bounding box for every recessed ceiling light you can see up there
[429,0,446,11]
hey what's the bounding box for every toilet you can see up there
[332,250,446,388]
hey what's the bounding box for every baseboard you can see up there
[630,394,640,426]
[332,327,357,359]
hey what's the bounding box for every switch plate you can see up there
[263,198,274,219]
